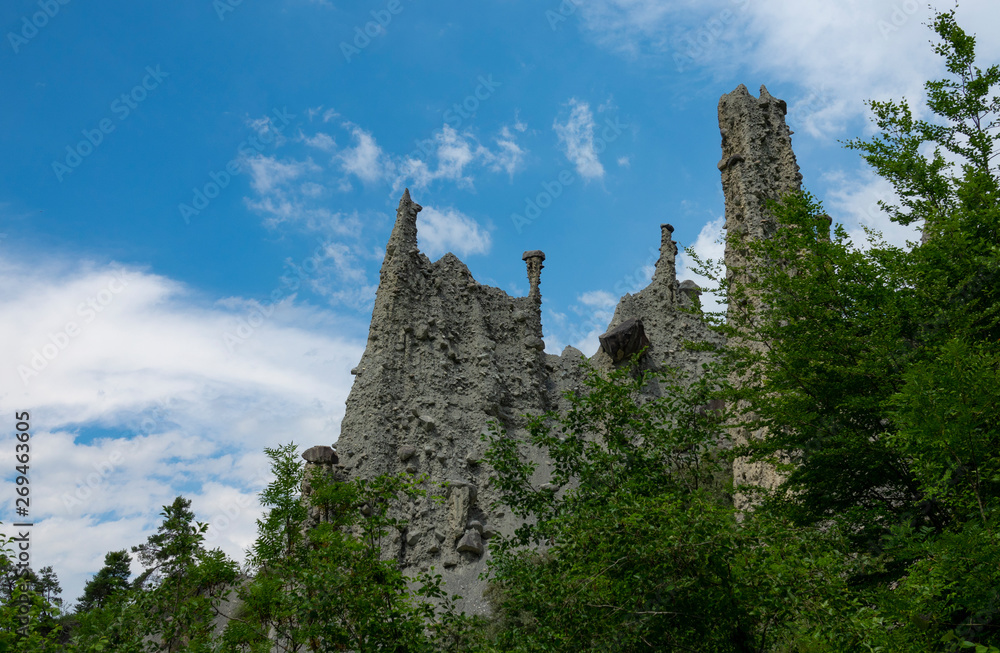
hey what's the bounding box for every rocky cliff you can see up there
[310,84,800,613]
[719,84,803,498]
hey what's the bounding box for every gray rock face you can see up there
[592,220,725,381]
[719,84,802,500]
[320,84,800,614]
[327,189,724,614]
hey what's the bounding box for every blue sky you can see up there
[2,0,998,606]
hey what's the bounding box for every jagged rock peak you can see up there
[383,189,422,267]
[718,84,801,243]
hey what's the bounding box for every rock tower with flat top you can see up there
[718,84,803,497]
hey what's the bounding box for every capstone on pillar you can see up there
[522,250,545,302]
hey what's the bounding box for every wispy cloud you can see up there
[823,168,922,249]
[554,99,604,180]
[337,124,388,185]
[417,206,493,259]
[0,255,365,605]
[575,0,1000,136]
[395,124,526,190]
[300,131,337,151]
[488,126,527,177]
[677,215,726,315]
[246,156,319,194]
[284,241,382,310]
[544,288,618,356]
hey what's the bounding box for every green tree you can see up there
[223,443,472,653]
[705,9,1000,649]
[0,526,72,652]
[127,497,239,652]
[481,358,863,652]
[76,550,132,614]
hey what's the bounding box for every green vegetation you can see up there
[218,443,472,652]
[2,9,996,651]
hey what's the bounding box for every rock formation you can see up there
[309,84,800,613]
[718,84,803,498]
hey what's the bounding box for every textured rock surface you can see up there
[593,222,724,381]
[319,84,799,613]
[719,84,802,499]
[328,189,722,614]
[332,190,561,613]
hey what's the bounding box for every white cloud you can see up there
[576,0,680,57]
[579,290,617,309]
[306,106,339,123]
[554,99,605,180]
[486,127,526,177]
[245,156,318,195]
[246,115,288,147]
[677,216,727,315]
[396,125,525,190]
[300,181,325,197]
[576,1,1000,136]
[337,124,389,184]
[0,255,366,605]
[617,156,631,168]
[823,169,922,249]
[301,131,336,151]
[544,289,620,357]
[290,241,381,310]
[417,206,493,259]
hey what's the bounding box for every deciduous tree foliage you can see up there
[484,9,999,652]
[220,443,475,653]
[714,9,1000,650]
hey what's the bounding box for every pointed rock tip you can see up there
[396,188,422,216]
[720,84,751,110]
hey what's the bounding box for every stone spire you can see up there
[718,84,801,502]
[718,84,801,249]
[382,188,421,273]
[522,250,545,302]
[651,223,678,294]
